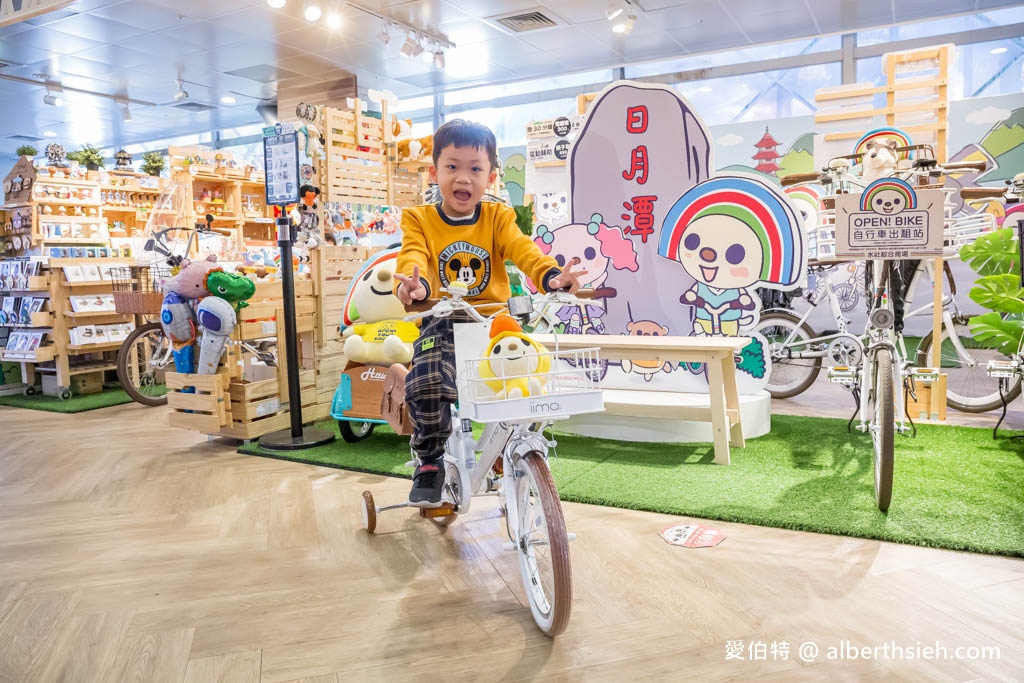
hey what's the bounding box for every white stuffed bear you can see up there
[861,138,899,184]
[340,248,416,365]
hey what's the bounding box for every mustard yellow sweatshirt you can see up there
[395,202,560,306]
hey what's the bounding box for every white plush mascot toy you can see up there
[340,247,416,365]
[478,315,551,399]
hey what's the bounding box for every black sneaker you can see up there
[409,461,445,507]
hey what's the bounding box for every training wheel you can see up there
[24,386,37,396]
[361,491,377,534]
[59,388,72,401]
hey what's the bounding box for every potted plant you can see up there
[141,151,165,177]
[66,144,105,171]
[15,144,37,160]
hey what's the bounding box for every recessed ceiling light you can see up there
[304,2,322,21]
[326,10,342,30]
[991,46,1008,55]
[43,130,58,138]
[696,85,712,93]
[267,0,286,8]
[220,95,237,104]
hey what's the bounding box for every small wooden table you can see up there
[532,334,751,465]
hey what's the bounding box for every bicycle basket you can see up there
[110,264,171,314]
[461,347,604,423]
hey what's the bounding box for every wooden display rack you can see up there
[814,44,951,159]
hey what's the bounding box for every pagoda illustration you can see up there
[753,127,782,174]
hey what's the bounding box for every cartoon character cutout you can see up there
[534,213,638,334]
[658,176,804,337]
[620,303,674,382]
[860,178,917,216]
[535,191,569,227]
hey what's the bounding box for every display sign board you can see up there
[527,138,571,163]
[262,123,299,207]
[526,114,584,139]
[834,180,944,259]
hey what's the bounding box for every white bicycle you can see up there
[360,288,604,637]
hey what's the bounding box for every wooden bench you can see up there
[532,334,750,465]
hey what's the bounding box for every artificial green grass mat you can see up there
[238,415,1024,557]
[0,386,136,413]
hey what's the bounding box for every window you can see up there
[448,97,578,149]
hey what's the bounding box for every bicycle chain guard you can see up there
[827,334,863,366]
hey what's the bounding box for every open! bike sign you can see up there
[833,179,945,260]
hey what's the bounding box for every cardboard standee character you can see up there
[296,102,323,162]
[339,248,416,365]
[853,127,913,185]
[391,117,422,163]
[658,175,804,338]
[478,316,551,399]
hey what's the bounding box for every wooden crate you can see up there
[906,373,947,421]
[166,371,232,434]
[320,104,389,206]
[220,370,318,440]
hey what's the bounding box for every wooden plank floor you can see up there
[1,401,1022,682]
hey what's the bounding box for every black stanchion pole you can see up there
[259,216,334,451]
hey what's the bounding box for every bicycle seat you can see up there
[828,157,851,171]
[913,158,938,170]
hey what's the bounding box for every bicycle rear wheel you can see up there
[755,311,821,398]
[116,322,171,407]
[917,322,1022,413]
[512,452,572,637]
[871,348,895,512]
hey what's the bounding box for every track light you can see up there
[433,49,445,69]
[400,32,423,59]
[43,93,63,107]
[304,2,322,21]
[173,78,189,101]
[611,10,636,34]
[121,105,132,123]
[267,0,286,7]
[606,3,625,20]
[378,21,392,45]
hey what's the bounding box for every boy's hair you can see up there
[432,119,499,171]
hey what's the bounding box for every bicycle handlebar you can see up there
[781,172,821,187]
[940,160,988,173]
[960,187,1007,199]
[404,289,598,323]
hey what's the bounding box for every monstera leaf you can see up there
[968,274,1024,315]
[968,312,1024,357]
[960,228,1021,278]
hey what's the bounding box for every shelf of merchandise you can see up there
[25,257,135,396]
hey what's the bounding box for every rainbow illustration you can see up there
[860,178,918,212]
[1002,202,1024,227]
[784,184,824,210]
[854,127,914,160]
[658,176,804,287]
[341,246,400,330]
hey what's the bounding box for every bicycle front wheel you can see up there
[513,452,572,637]
[917,323,1022,413]
[871,348,895,512]
[116,322,171,407]
[755,312,821,399]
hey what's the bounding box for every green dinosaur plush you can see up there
[205,270,256,311]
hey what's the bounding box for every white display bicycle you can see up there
[360,288,605,637]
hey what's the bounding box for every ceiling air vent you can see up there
[174,101,216,113]
[490,9,559,33]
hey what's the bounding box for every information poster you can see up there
[263,123,299,207]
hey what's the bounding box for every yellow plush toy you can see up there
[478,316,551,399]
[340,248,416,365]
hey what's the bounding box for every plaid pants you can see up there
[405,313,461,463]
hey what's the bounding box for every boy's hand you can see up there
[394,265,427,305]
[548,257,588,294]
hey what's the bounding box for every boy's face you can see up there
[430,144,497,216]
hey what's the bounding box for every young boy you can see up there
[394,119,585,506]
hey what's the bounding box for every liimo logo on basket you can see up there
[530,400,562,414]
[361,367,386,382]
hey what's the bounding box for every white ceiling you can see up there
[1,0,1022,156]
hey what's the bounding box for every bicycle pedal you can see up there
[419,503,456,519]
[502,541,516,551]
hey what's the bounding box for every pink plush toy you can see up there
[162,255,222,299]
